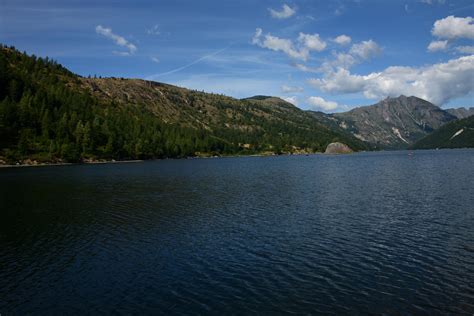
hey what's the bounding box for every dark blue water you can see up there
[1,149,473,315]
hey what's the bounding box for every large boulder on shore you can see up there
[325,142,353,154]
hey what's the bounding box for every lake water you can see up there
[1,150,473,315]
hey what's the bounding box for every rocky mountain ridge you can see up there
[309,96,461,149]
[446,107,474,119]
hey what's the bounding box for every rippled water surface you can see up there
[1,149,474,315]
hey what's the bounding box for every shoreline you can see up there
[2,148,470,168]
[0,151,315,168]
[0,159,145,169]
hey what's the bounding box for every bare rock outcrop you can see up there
[325,142,353,154]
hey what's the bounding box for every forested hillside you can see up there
[0,45,366,164]
[411,115,474,149]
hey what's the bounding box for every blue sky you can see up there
[1,0,473,112]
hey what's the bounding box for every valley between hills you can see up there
[0,44,472,166]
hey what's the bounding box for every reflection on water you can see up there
[1,150,473,314]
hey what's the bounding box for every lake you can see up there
[1,150,473,315]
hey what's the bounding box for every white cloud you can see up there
[269,4,296,19]
[96,25,137,55]
[308,55,474,106]
[428,40,448,52]
[252,29,328,61]
[314,40,381,72]
[455,45,474,54]
[432,16,474,40]
[283,96,299,106]
[151,57,160,63]
[281,85,304,93]
[349,40,382,60]
[298,33,327,51]
[333,35,352,45]
[259,34,308,60]
[146,24,160,35]
[309,68,366,94]
[329,52,357,70]
[252,29,305,61]
[307,96,339,111]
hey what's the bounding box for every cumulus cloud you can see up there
[308,55,474,106]
[252,29,327,61]
[312,40,381,72]
[298,33,326,51]
[291,39,382,76]
[333,35,352,45]
[96,25,137,55]
[428,40,448,52]
[349,40,382,60]
[309,68,366,94]
[432,16,474,40]
[269,4,296,19]
[328,52,357,70]
[252,30,308,60]
[283,96,299,106]
[281,85,304,93]
[307,96,339,111]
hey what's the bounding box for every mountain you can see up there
[446,107,474,119]
[411,115,474,149]
[309,96,457,149]
[0,45,366,164]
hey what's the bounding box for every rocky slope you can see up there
[310,96,457,149]
[446,107,474,119]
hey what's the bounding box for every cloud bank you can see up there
[308,55,474,106]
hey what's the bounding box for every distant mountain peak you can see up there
[329,96,457,149]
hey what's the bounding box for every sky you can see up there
[1,0,473,112]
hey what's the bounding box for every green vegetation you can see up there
[411,115,474,149]
[0,45,367,164]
